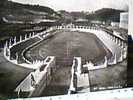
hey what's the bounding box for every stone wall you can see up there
[15,56,56,97]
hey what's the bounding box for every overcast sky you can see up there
[11,0,128,12]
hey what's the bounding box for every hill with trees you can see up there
[86,8,125,22]
[0,0,61,23]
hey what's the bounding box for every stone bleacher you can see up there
[10,37,41,63]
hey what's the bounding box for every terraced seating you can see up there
[10,37,41,63]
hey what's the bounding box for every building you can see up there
[129,0,133,37]
[75,18,88,22]
[119,12,128,29]
[111,22,119,27]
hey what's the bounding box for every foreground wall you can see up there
[11,88,133,100]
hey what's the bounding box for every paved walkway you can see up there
[77,73,90,93]
[0,49,32,96]
[40,66,71,96]
[89,60,127,91]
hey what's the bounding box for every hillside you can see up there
[86,8,125,22]
[0,0,61,23]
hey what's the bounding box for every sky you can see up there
[11,0,129,12]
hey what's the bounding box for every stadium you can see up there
[0,0,131,99]
[3,24,127,97]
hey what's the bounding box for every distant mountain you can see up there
[86,8,125,22]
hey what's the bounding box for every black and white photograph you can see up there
[0,0,132,100]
